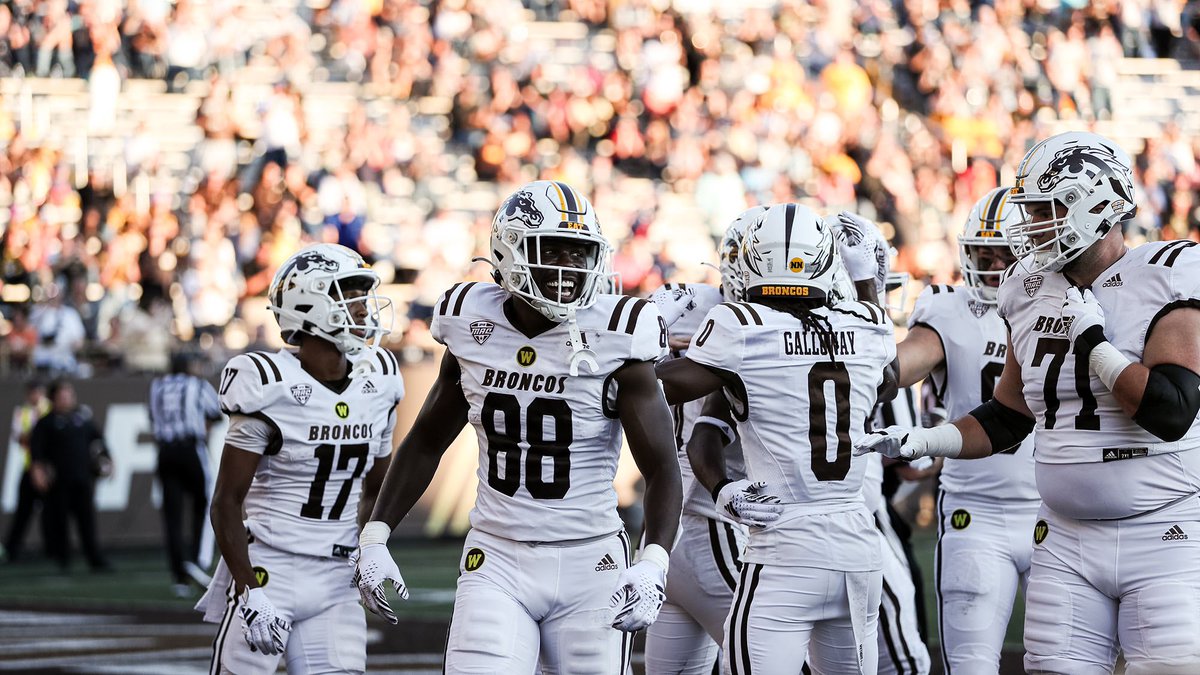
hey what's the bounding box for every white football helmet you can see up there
[490,180,612,322]
[1008,131,1137,273]
[718,206,768,300]
[268,244,392,355]
[960,186,1020,305]
[741,203,837,301]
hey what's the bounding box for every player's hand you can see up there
[715,480,783,527]
[853,425,920,459]
[239,587,290,655]
[833,212,887,285]
[1062,287,1106,347]
[351,542,408,624]
[610,545,668,632]
[650,285,697,328]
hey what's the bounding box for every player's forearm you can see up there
[369,441,443,528]
[640,467,682,551]
[949,414,997,459]
[210,496,257,591]
[686,424,731,496]
[1108,361,1149,419]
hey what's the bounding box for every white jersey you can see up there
[657,283,747,520]
[687,299,895,569]
[219,349,403,558]
[430,282,667,542]
[909,284,1038,502]
[998,240,1200,518]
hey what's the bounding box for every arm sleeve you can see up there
[224,414,276,455]
[219,355,267,416]
[628,301,669,362]
[907,286,940,329]
[684,305,745,373]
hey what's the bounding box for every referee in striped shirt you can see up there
[148,352,222,595]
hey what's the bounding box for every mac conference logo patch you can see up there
[470,320,495,345]
[290,384,312,405]
[1024,274,1044,297]
[516,346,537,367]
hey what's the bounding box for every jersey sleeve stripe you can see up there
[251,352,283,383]
[608,296,633,331]
[722,302,749,325]
[437,283,464,316]
[737,302,764,325]
[931,285,943,295]
[623,299,649,334]
[384,348,400,375]
[1147,299,1200,341]
[244,353,270,385]
[451,282,478,316]
[1148,240,1193,265]
[1164,241,1198,267]
[375,350,390,376]
[859,301,883,324]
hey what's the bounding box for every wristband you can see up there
[710,478,734,503]
[1090,342,1132,391]
[638,543,670,573]
[359,521,392,547]
[921,424,964,459]
[695,415,737,445]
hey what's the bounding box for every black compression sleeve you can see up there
[1133,364,1200,442]
[968,399,1036,455]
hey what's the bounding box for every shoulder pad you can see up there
[715,302,765,326]
[829,300,887,325]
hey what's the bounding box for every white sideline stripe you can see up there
[0,637,158,655]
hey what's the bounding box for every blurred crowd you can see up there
[0,0,1199,377]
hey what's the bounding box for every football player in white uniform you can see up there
[856,131,1200,674]
[200,243,402,674]
[892,187,1038,674]
[643,206,762,675]
[659,203,897,675]
[353,180,682,674]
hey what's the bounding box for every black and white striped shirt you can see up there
[148,374,221,444]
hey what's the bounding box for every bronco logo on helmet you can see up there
[500,190,544,229]
[1035,145,1133,199]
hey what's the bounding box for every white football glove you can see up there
[1062,287,1106,347]
[650,285,697,329]
[352,522,408,625]
[610,544,669,632]
[834,212,888,287]
[239,587,290,655]
[852,424,963,460]
[715,480,783,527]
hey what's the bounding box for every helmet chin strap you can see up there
[566,306,598,376]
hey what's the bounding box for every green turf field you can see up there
[0,531,1024,649]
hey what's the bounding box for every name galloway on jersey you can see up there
[781,330,857,357]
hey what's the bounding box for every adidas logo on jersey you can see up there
[1101,273,1123,288]
[595,554,619,572]
[361,380,377,394]
[1163,525,1189,541]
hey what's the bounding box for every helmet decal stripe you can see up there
[783,203,797,260]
